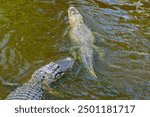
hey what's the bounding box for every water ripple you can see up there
[0,0,150,99]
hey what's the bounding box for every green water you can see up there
[0,0,150,99]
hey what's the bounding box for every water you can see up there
[0,0,149,99]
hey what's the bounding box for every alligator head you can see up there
[68,6,84,26]
[31,57,74,83]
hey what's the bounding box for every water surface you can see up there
[0,0,150,99]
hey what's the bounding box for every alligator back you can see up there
[6,83,42,100]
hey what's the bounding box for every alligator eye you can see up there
[52,64,60,74]
[56,64,60,69]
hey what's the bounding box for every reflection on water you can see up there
[0,0,150,99]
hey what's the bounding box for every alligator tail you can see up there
[88,67,97,79]
[82,50,97,79]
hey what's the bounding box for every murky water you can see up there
[0,0,150,99]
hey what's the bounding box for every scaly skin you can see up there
[6,57,74,100]
[68,6,97,78]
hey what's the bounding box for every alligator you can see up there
[68,6,97,78]
[6,57,74,100]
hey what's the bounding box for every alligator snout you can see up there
[68,6,79,16]
[55,57,74,72]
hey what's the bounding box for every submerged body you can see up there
[6,57,74,100]
[68,6,97,78]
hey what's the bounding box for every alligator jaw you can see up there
[55,57,74,72]
[46,57,74,82]
[31,57,74,84]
